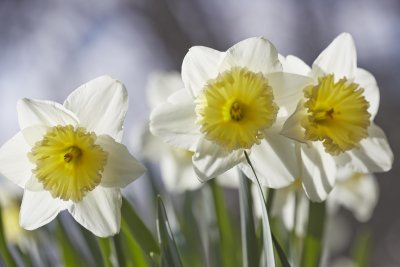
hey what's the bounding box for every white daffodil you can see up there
[141,71,239,193]
[280,32,393,201]
[327,168,378,222]
[270,180,309,237]
[150,37,311,187]
[0,76,146,237]
[270,169,378,237]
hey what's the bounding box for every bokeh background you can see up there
[0,0,399,266]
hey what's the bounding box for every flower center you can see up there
[30,125,108,202]
[302,74,371,155]
[195,67,278,152]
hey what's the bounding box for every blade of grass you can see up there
[209,179,241,267]
[121,219,152,267]
[301,201,326,267]
[56,218,87,267]
[351,228,371,267]
[239,172,259,267]
[177,191,206,267]
[113,234,126,267]
[157,196,183,267]
[96,237,113,267]
[78,225,105,267]
[121,197,159,255]
[244,151,276,267]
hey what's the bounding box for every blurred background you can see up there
[0,0,399,266]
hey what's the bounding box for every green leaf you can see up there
[96,237,113,267]
[77,225,105,267]
[351,228,371,267]
[272,232,291,267]
[301,201,326,267]
[0,205,17,267]
[156,196,183,267]
[176,191,206,267]
[239,172,260,267]
[244,151,276,267]
[209,179,241,267]
[56,218,88,267]
[121,197,160,255]
[113,234,126,267]
[121,219,153,267]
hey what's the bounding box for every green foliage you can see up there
[157,196,183,267]
[301,201,326,267]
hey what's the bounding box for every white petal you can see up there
[329,173,378,222]
[97,135,146,188]
[335,123,393,173]
[147,71,183,109]
[63,76,128,142]
[0,132,34,188]
[181,46,225,98]
[193,139,245,182]
[219,37,281,74]
[355,68,380,119]
[139,126,168,161]
[300,143,336,202]
[280,101,307,143]
[216,167,240,189]
[266,72,313,116]
[279,55,311,76]
[149,90,201,151]
[239,136,297,188]
[160,150,202,193]
[68,187,121,237]
[21,125,48,146]
[312,33,357,80]
[20,190,67,230]
[17,99,79,129]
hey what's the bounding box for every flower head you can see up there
[140,71,239,192]
[0,76,146,237]
[150,37,311,187]
[280,33,393,201]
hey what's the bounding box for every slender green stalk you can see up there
[113,234,126,267]
[244,151,276,267]
[209,179,239,267]
[239,172,259,267]
[300,201,326,267]
[96,238,113,267]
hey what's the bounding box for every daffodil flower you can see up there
[270,170,378,237]
[141,71,239,192]
[150,37,311,187]
[0,76,146,237]
[280,33,393,201]
[328,168,378,222]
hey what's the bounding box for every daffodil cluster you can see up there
[0,32,393,252]
[150,33,393,203]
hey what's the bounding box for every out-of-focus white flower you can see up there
[141,71,239,193]
[0,76,146,237]
[328,168,378,222]
[270,169,378,237]
[150,37,311,187]
[280,32,393,201]
[269,179,309,237]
